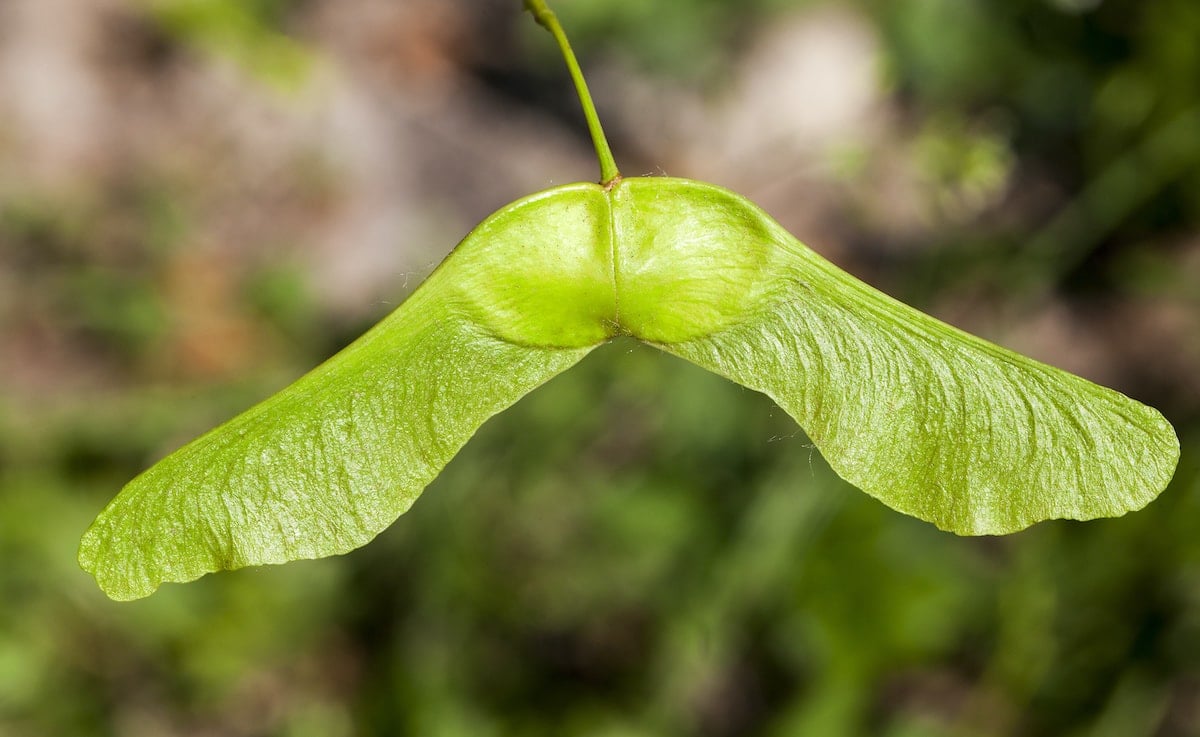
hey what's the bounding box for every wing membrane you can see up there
[664,216,1178,534]
[80,248,594,601]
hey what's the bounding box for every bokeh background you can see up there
[2,0,1199,735]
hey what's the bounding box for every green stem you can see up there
[524,0,621,185]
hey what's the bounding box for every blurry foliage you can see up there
[912,114,1015,221]
[142,0,316,90]
[4,346,1199,735]
[1,0,1198,735]
[1,189,172,368]
[536,0,775,82]
[862,0,1200,291]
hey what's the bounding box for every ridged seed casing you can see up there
[450,177,784,348]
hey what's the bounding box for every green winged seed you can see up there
[79,176,1180,600]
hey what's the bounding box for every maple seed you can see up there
[78,0,1179,601]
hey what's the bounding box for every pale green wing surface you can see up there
[80,184,614,600]
[643,181,1179,534]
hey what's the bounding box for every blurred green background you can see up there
[1,0,1198,735]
